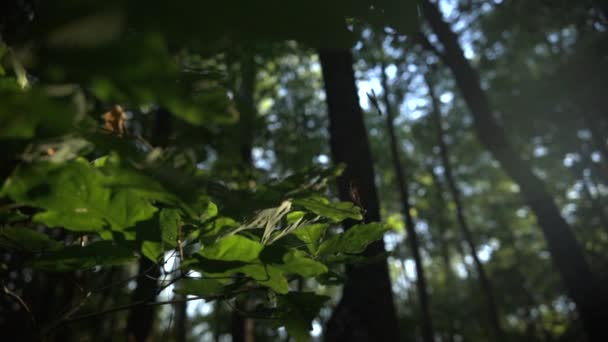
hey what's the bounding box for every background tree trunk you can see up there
[426,72,504,342]
[125,108,172,342]
[319,48,400,342]
[379,61,435,342]
[421,1,608,339]
[125,258,160,342]
[231,50,257,342]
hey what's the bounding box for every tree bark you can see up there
[319,48,400,342]
[126,258,160,342]
[425,72,504,342]
[126,108,172,342]
[379,61,435,342]
[421,1,608,340]
[173,294,187,342]
[236,52,257,166]
[427,165,460,342]
[230,51,257,342]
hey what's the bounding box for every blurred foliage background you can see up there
[1,0,608,341]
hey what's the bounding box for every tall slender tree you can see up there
[425,71,504,341]
[427,164,460,342]
[125,108,172,342]
[420,1,608,340]
[379,60,435,342]
[319,47,400,342]
[230,50,258,342]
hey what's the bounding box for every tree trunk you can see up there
[126,258,160,342]
[126,108,172,342]
[379,61,435,342]
[174,295,187,342]
[230,51,258,342]
[319,48,400,342]
[427,165,460,342]
[425,72,504,342]
[421,1,608,340]
[236,52,257,166]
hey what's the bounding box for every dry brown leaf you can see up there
[102,105,127,136]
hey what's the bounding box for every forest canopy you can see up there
[1,1,607,341]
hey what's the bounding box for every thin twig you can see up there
[177,223,185,262]
[65,285,263,324]
[38,291,92,339]
[3,285,36,328]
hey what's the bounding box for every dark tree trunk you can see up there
[230,51,258,342]
[379,61,435,342]
[425,72,504,342]
[174,297,187,342]
[427,165,460,342]
[319,48,400,342]
[236,52,257,166]
[231,306,255,342]
[421,1,608,340]
[126,108,172,342]
[126,258,161,342]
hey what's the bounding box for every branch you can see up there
[3,285,36,328]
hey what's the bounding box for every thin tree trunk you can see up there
[319,48,400,342]
[126,108,172,342]
[231,51,257,342]
[174,295,187,342]
[425,72,504,341]
[379,61,435,342]
[236,52,257,166]
[421,1,608,340]
[126,258,160,342]
[427,165,460,342]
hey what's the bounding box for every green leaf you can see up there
[2,160,157,232]
[286,211,306,224]
[293,223,328,253]
[294,195,362,222]
[159,208,180,246]
[141,240,164,262]
[276,292,331,342]
[239,264,289,294]
[9,50,29,89]
[0,226,61,253]
[195,238,291,294]
[47,10,125,48]
[128,209,180,261]
[101,164,182,209]
[189,256,248,274]
[29,241,135,271]
[200,216,239,242]
[200,235,263,262]
[0,90,76,139]
[275,250,327,277]
[191,257,289,294]
[317,223,390,255]
[260,245,328,277]
[174,278,225,298]
[0,42,6,75]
